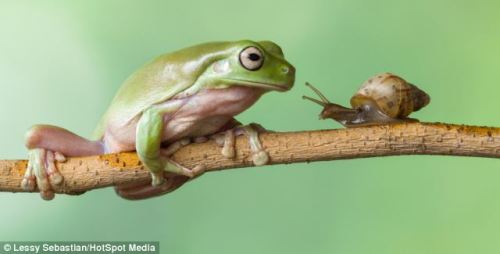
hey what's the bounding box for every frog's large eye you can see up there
[239,46,264,71]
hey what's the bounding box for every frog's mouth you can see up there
[226,79,290,92]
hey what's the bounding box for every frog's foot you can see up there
[150,138,205,187]
[21,148,66,200]
[117,164,205,200]
[212,129,236,158]
[213,123,269,166]
[158,158,205,184]
[115,174,192,200]
[238,124,269,166]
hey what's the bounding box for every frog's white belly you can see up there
[164,115,232,140]
[163,86,264,141]
[102,86,264,153]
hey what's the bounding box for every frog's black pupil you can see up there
[248,53,260,61]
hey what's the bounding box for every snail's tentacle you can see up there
[305,82,331,103]
[302,95,328,106]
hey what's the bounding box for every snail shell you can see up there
[350,73,430,118]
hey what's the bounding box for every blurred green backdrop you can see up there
[1,0,499,253]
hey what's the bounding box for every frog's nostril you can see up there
[281,66,290,74]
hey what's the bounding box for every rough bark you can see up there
[0,122,498,194]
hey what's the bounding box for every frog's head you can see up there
[200,40,295,92]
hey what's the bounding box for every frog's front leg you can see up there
[22,125,105,200]
[135,104,205,187]
[213,120,269,166]
[115,138,199,200]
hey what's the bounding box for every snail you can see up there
[303,73,430,127]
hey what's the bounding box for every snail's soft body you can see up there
[303,73,430,127]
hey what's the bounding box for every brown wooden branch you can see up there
[0,122,498,195]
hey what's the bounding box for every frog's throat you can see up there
[222,79,290,92]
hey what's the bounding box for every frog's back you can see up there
[92,41,235,140]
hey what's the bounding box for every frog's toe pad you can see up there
[192,165,206,178]
[21,176,36,191]
[54,152,66,162]
[40,190,55,201]
[151,172,165,187]
[221,145,235,158]
[175,164,205,179]
[178,168,194,178]
[48,172,63,186]
[252,150,269,166]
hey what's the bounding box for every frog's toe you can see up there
[33,157,54,200]
[163,158,193,178]
[162,157,206,180]
[23,148,65,200]
[211,132,226,146]
[222,132,235,158]
[21,160,36,191]
[49,173,63,186]
[233,124,269,166]
[151,158,199,187]
[252,150,269,166]
[179,167,195,178]
[212,129,235,158]
[46,151,63,186]
[191,164,206,179]
[54,152,67,162]
[21,176,36,191]
[150,171,165,187]
[40,190,55,200]
[35,172,55,201]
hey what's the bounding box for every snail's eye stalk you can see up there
[305,82,331,104]
[302,95,328,106]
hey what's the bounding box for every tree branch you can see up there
[1,122,498,195]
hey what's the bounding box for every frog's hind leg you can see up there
[25,125,105,156]
[114,174,191,200]
[115,164,205,200]
[23,124,105,200]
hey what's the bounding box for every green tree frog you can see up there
[21,40,295,200]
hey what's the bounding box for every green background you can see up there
[1,0,499,253]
